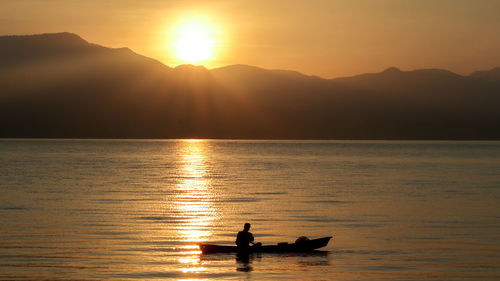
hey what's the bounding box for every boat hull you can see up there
[200,236,332,254]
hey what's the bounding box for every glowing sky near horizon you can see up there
[0,0,499,78]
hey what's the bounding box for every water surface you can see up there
[0,139,499,280]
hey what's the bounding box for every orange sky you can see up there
[1,0,500,78]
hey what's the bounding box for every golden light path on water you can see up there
[173,140,216,275]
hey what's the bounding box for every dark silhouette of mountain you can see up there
[1,33,499,139]
[329,67,500,139]
[470,67,500,83]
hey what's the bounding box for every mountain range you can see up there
[1,32,499,139]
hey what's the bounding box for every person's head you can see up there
[244,223,251,231]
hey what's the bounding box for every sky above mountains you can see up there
[1,0,500,78]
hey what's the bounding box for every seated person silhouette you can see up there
[235,223,259,250]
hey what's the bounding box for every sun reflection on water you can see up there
[173,140,216,274]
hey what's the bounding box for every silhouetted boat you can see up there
[199,236,332,254]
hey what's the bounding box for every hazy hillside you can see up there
[470,67,500,83]
[1,33,499,139]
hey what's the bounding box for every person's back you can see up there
[235,223,254,248]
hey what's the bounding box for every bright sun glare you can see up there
[172,20,217,64]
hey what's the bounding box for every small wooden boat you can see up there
[199,236,332,254]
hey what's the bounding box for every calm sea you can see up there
[0,139,499,280]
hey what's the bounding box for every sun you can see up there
[172,20,217,64]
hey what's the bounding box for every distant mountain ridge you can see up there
[470,67,500,82]
[1,32,499,139]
